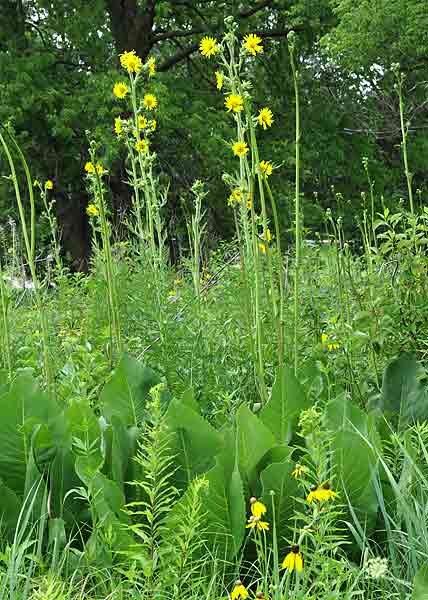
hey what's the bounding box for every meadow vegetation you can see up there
[1,10,428,600]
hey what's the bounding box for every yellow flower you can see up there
[246,516,269,531]
[250,497,267,519]
[45,180,53,190]
[144,94,158,111]
[261,227,272,243]
[260,160,273,177]
[282,546,303,572]
[149,119,157,132]
[291,464,309,479]
[228,188,243,206]
[147,56,156,76]
[138,115,148,129]
[135,139,149,153]
[258,242,267,254]
[215,70,224,90]
[84,161,95,174]
[321,333,340,351]
[174,277,183,286]
[33,179,40,187]
[232,141,249,157]
[113,82,129,99]
[119,50,142,73]
[225,94,244,113]
[231,580,248,600]
[243,33,263,56]
[86,204,99,217]
[257,107,274,130]
[247,195,253,210]
[96,163,104,176]
[307,483,338,504]
[199,36,219,58]
[114,117,123,135]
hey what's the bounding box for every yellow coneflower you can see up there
[144,93,158,111]
[232,141,249,157]
[257,107,274,130]
[113,82,129,99]
[231,580,249,600]
[291,464,309,479]
[250,498,267,521]
[199,36,219,58]
[282,545,303,572]
[225,94,244,113]
[307,483,338,504]
[321,333,340,351]
[243,33,263,56]
[246,515,269,531]
[260,160,273,177]
[119,49,142,73]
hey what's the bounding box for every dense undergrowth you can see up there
[1,20,428,600]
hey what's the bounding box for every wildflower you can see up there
[291,464,309,479]
[147,56,156,76]
[138,115,148,129]
[282,545,303,572]
[113,82,129,99]
[149,119,157,132]
[84,162,95,174]
[261,227,272,243]
[246,515,269,531]
[174,277,183,286]
[86,204,99,217]
[114,117,123,135]
[199,36,219,58]
[307,483,338,504]
[247,196,252,210]
[258,242,267,254]
[33,179,39,187]
[144,94,158,111]
[135,139,149,153]
[231,580,248,600]
[260,160,273,177]
[321,333,340,351]
[243,33,264,56]
[257,107,274,130]
[250,497,267,518]
[232,141,249,157]
[215,70,224,90]
[225,94,244,113]
[365,557,388,580]
[45,180,53,190]
[228,188,243,206]
[96,163,104,176]
[119,49,142,73]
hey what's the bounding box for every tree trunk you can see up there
[106,0,156,61]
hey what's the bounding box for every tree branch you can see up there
[239,0,275,19]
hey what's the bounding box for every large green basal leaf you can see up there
[166,398,222,488]
[260,457,299,552]
[332,430,378,527]
[236,404,276,488]
[0,374,58,496]
[260,366,311,443]
[203,435,245,560]
[100,354,169,426]
[0,479,21,539]
[381,353,428,428]
[412,564,428,600]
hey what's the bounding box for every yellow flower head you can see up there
[199,36,219,58]
[114,117,123,135]
[257,107,274,130]
[260,160,273,177]
[119,49,143,73]
[135,139,149,153]
[307,483,338,504]
[149,119,157,132]
[258,242,267,254]
[282,545,303,572]
[174,277,183,286]
[243,33,263,56]
[250,497,267,519]
[96,163,104,176]
[260,227,272,243]
[232,141,249,158]
[45,180,53,190]
[321,333,340,351]
[147,56,156,76]
[291,464,309,479]
[225,94,244,113]
[215,70,224,90]
[33,179,39,187]
[138,115,148,129]
[86,204,99,217]
[84,161,95,174]
[228,188,243,206]
[144,94,158,111]
[246,515,270,531]
[231,580,249,600]
[113,82,129,99]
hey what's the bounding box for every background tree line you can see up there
[0,0,427,269]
